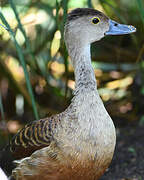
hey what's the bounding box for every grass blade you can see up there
[61,0,69,98]
[137,0,144,25]
[99,0,126,23]
[9,0,37,69]
[87,0,92,8]
[0,10,39,120]
[0,91,5,121]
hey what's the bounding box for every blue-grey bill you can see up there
[105,19,136,35]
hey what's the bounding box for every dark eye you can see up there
[92,17,100,24]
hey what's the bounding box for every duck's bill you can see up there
[105,19,136,35]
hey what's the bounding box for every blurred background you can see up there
[0,0,144,179]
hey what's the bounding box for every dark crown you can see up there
[67,8,108,22]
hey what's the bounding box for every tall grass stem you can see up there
[0,10,39,120]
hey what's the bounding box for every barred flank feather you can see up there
[10,115,61,159]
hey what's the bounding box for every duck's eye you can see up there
[91,17,100,24]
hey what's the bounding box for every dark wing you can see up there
[8,116,59,159]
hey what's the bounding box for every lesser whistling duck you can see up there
[9,8,136,180]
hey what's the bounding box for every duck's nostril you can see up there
[114,23,118,26]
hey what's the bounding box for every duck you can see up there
[8,8,136,180]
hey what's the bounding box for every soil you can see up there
[100,123,144,180]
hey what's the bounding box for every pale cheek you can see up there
[89,32,104,43]
[105,25,109,32]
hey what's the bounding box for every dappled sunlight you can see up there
[94,68,103,77]
[50,61,65,77]
[98,74,133,101]
[106,76,133,90]
[15,29,25,45]
[35,78,46,95]
[7,120,22,134]
[16,94,24,116]
[119,102,133,114]
[68,79,75,90]
[5,56,25,83]
[109,71,122,79]
[51,30,61,56]
[39,78,47,88]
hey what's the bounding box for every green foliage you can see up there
[128,147,137,155]
[0,5,39,120]
[139,115,144,126]
[137,0,144,25]
[0,0,143,125]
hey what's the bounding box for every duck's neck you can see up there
[69,44,97,95]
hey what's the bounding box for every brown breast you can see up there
[12,143,113,180]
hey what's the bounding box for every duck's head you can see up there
[64,8,136,47]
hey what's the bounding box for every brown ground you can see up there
[100,123,144,180]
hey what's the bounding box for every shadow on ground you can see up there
[101,123,144,180]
